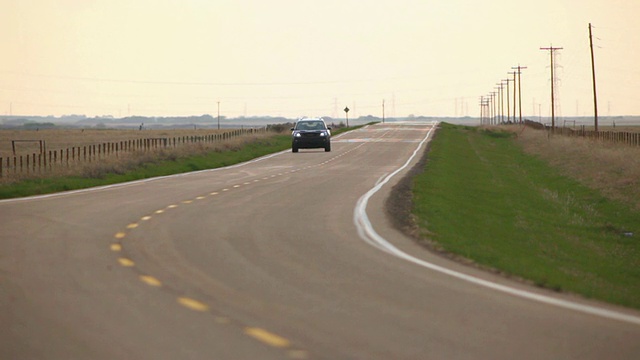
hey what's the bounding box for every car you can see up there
[291,118,332,153]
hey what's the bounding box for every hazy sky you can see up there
[2,0,639,119]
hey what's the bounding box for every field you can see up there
[0,127,291,193]
[0,128,233,157]
[409,123,640,309]
[0,124,357,196]
[516,124,640,210]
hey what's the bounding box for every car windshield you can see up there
[296,121,325,130]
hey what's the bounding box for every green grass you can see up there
[0,135,291,199]
[412,123,640,309]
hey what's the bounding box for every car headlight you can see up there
[294,132,302,137]
[320,132,327,137]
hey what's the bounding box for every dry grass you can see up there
[0,131,273,184]
[0,128,235,156]
[570,125,640,132]
[510,126,640,210]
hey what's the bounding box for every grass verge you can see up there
[411,123,640,309]
[0,135,291,199]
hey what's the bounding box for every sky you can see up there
[1,0,639,119]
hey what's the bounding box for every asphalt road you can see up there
[2,122,639,360]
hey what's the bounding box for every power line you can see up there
[540,45,563,130]
[511,65,528,124]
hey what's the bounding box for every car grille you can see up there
[300,132,321,137]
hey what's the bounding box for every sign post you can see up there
[343,106,350,127]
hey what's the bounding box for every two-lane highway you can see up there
[2,122,639,359]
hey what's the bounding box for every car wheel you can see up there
[325,143,331,152]
[292,146,299,153]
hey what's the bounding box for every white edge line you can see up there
[353,121,640,326]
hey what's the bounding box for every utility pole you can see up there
[490,92,497,125]
[495,86,502,124]
[217,101,220,130]
[512,65,527,124]
[589,23,599,131]
[486,94,492,125]
[540,45,563,130]
[508,71,517,125]
[484,98,490,125]
[382,99,385,123]
[496,82,505,124]
[480,96,490,125]
[504,79,512,123]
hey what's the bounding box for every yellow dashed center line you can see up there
[139,275,162,287]
[177,297,210,312]
[110,160,349,356]
[244,327,291,348]
[118,258,135,267]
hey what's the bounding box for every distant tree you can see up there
[24,122,55,129]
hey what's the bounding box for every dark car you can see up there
[291,118,331,153]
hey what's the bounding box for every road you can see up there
[1,122,639,359]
